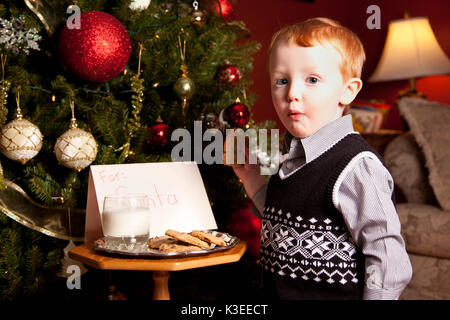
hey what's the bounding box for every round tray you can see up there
[92,231,239,258]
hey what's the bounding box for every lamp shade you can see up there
[369,17,450,82]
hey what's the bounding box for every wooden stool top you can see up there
[69,241,247,271]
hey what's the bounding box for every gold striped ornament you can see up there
[0,90,43,164]
[54,101,97,172]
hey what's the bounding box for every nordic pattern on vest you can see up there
[260,206,359,285]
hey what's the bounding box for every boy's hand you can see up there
[223,133,257,180]
[223,137,267,199]
[232,146,260,181]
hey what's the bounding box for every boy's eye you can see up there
[276,79,288,85]
[306,77,319,84]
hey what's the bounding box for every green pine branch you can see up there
[0,226,23,299]
[22,231,44,295]
[24,163,62,206]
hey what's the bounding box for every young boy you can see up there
[233,18,412,300]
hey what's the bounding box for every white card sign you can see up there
[84,161,217,243]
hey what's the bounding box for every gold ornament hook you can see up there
[178,34,188,76]
[15,87,23,120]
[178,34,186,62]
[69,100,78,128]
[137,42,145,76]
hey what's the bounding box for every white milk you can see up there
[102,207,150,237]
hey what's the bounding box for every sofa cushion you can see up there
[384,132,436,204]
[398,97,450,211]
[399,253,450,300]
[397,203,450,259]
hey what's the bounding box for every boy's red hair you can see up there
[268,18,366,113]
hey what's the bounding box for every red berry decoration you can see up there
[147,119,172,149]
[58,11,131,83]
[217,64,242,85]
[224,100,250,128]
[205,0,235,22]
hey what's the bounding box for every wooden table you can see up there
[69,241,247,300]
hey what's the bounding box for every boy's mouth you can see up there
[288,110,305,120]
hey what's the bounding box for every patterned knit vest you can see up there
[260,133,395,300]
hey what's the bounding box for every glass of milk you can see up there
[102,194,150,250]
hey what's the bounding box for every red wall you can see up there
[234,0,450,131]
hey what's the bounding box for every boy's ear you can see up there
[340,78,363,105]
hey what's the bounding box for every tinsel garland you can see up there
[118,43,145,163]
[0,60,10,190]
[0,79,10,127]
[128,75,145,139]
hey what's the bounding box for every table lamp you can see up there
[368,12,450,99]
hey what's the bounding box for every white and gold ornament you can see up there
[54,101,97,172]
[0,90,43,164]
[129,0,151,11]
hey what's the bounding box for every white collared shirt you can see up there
[251,114,412,300]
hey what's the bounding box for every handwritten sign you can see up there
[84,162,217,243]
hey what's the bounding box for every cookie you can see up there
[165,229,210,249]
[191,230,227,247]
[159,243,202,253]
[148,236,179,249]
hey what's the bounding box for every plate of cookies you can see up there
[93,229,239,258]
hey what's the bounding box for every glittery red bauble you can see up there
[217,64,242,85]
[58,11,131,82]
[205,0,235,22]
[147,122,172,149]
[228,200,261,258]
[224,102,250,128]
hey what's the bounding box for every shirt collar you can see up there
[285,114,356,164]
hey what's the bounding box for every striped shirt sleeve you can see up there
[333,152,413,300]
[249,185,268,219]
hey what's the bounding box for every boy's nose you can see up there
[287,83,301,102]
[287,87,301,102]
[288,95,300,102]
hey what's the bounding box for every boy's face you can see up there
[269,41,355,138]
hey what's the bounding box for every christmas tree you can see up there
[0,0,272,299]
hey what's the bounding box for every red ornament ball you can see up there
[147,122,172,149]
[217,64,242,85]
[224,101,250,128]
[205,0,235,22]
[228,200,261,258]
[58,11,131,82]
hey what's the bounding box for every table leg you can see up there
[152,271,170,300]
